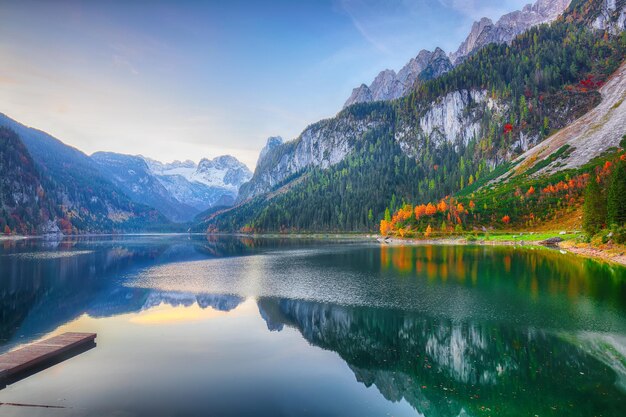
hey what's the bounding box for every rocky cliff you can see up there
[344,48,452,107]
[344,0,571,108]
[237,112,385,201]
[395,89,504,158]
[449,0,571,64]
[592,0,626,33]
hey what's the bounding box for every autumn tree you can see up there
[3,225,10,235]
[424,224,432,238]
[583,177,606,235]
[502,215,511,225]
[380,220,392,236]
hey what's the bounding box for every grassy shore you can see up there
[376,230,626,267]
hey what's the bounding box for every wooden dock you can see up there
[0,332,96,382]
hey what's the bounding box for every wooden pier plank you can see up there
[0,332,96,378]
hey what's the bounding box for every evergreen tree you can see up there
[583,178,606,235]
[607,161,626,226]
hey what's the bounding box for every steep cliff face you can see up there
[344,48,452,108]
[396,90,504,157]
[449,0,571,65]
[241,92,500,203]
[592,0,626,33]
[237,111,384,201]
[257,136,284,162]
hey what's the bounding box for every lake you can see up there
[0,235,625,416]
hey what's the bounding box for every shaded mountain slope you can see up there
[92,152,198,222]
[0,127,58,234]
[0,114,168,233]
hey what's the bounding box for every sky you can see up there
[0,0,531,169]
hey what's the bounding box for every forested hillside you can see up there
[199,1,626,233]
[0,128,59,235]
[0,115,168,234]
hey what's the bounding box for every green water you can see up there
[0,235,625,416]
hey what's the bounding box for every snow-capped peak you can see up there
[141,155,252,191]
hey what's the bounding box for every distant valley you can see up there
[0,113,250,234]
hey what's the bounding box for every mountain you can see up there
[449,0,572,65]
[199,1,626,233]
[143,155,252,215]
[343,0,570,108]
[258,136,284,161]
[507,59,626,179]
[593,0,626,33]
[91,152,251,222]
[91,152,198,223]
[344,48,452,107]
[0,127,59,235]
[0,113,167,234]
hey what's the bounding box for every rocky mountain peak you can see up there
[194,155,252,187]
[198,155,242,170]
[343,49,452,108]
[344,84,373,108]
[449,0,571,65]
[258,136,284,161]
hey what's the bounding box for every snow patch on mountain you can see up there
[145,155,251,193]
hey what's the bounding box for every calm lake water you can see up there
[0,235,625,416]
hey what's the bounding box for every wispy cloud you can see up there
[335,0,393,54]
[112,54,139,75]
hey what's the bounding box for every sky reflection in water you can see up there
[0,235,625,416]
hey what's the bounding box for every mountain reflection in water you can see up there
[0,235,625,416]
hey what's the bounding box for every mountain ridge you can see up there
[93,152,252,222]
[343,0,572,108]
[0,113,168,233]
[202,0,626,233]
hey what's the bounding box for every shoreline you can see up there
[375,235,626,267]
[4,231,625,267]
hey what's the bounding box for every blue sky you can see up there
[0,0,530,168]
